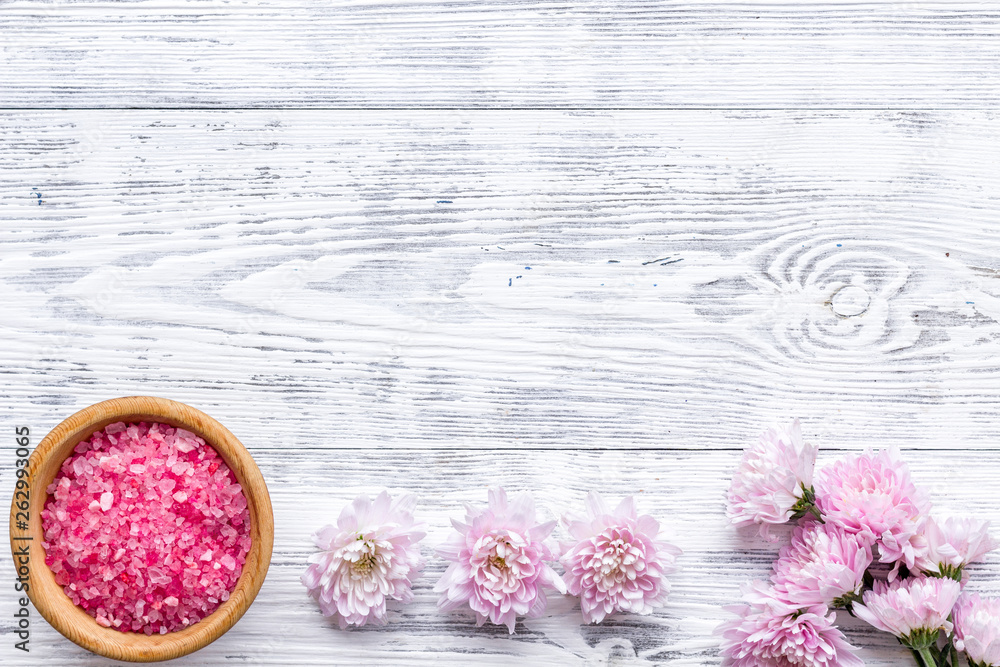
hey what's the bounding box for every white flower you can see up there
[954,593,1000,667]
[915,516,997,581]
[853,577,961,649]
[301,491,425,628]
[726,420,818,539]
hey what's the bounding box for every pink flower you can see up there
[852,577,961,649]
[953,593,1000,667]
[726,420,818,539]
[434,488,565,633]
[770,520,873,608]
[915,516,997,581]
[560,492,681,623]
[301,491,425,628]
[718,582,863,667]
[814,448,931,577]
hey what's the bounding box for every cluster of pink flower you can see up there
[301,488,681,632]
[721,420,1000,667]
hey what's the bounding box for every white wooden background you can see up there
[3,2,1000,666]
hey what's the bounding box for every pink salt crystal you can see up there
[40,421,251,635]
[174,438,198,454]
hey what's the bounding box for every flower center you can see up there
[352,534,379,574]
[469,530,533,597]
[600,538,629,572]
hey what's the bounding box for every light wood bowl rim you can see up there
[8,396,274,662]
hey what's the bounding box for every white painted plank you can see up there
[2,1,1000,108]
[2,449,998,664]
[2,111,1000,450]
[4,109,1000,664]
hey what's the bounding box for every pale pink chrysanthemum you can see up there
[301,491,425,628]
[560,492,681,623]
[953,593,1000,667]
[434,487,565,633]
[852,577,961,651]
[770,520,872,608]
[718,581,863,667]
[814,448,931,577]
[915,516,997,581]
[726,420,818,539]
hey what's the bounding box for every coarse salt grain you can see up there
[41,421,252,635]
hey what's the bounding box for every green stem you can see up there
[928,643,943,667]
[917,647,936,667]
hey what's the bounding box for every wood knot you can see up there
[830,285,870,317]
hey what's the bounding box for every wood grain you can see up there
[9,396,274,662]
[4,0,1000,655]
[1,108,1000,664]
[1,111,1000,451]
[2,1,1000,109]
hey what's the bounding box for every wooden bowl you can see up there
[8,396,274,662]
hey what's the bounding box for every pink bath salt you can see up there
[41,421,251,635]
[173,430,200,453]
